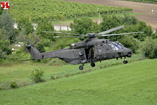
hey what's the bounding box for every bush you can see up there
[30,69,44,83]
[10,81,19,89]
[51,74,57,80]
[141,37,157,59]
[119,35,140,53]
[0,40,12,60]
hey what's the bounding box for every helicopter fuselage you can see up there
[32,38,132,65]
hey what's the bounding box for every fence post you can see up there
[60,25,61,31]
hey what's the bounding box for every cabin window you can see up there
[73,51,75,58]
[98,48,102,53]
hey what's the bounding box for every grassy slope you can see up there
[0,59,157,105]
[0,54,144,88]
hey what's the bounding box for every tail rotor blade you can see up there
[33,37,40,45]
[25,36,32,44]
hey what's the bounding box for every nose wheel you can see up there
[123,57,128,64]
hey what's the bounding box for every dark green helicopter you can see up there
[26,26,143,70]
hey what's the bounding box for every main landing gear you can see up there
[79,62,95,70]
[123,57,128,64]
[90,62,95,67]
[79,64,84,70]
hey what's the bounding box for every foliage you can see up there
[100,15,121,32]
[6,52,30,62]
[0,40,12,60]
[35,42,46,53]
[141,37,157,59]
[37,19,54,40]
[118,35,140,53]
[30,69,44,83]
[10,81,18,89]
[8,0,132,22]
[134,21,152,41]
[0,11,16,43]
[16,28,26,42]
[17,17,34,34]
[100,15,153,41]
[70,17,99,35]
[122,15,138,25]
[0,9,2,15]
[51,74,57,80]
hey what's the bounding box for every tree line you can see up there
[0,11,157,64]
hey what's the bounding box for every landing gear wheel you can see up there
[79,65,84,70]
[91,62,95,67]
[123,60,128,64]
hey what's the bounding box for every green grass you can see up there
[0,54,145,89]
[0,58,157,105]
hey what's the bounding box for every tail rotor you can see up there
[25,35,40,46]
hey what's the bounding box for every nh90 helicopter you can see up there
[26,26,143,70]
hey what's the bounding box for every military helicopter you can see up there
[26,25,143,70]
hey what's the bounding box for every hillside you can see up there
[0,59,157,105]
[8,0,131,22]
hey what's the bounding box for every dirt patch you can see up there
[64,0,157,30]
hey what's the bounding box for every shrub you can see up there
[30,69,44,83]
[10,81,19,89]
[141,37,157,59]
[51,74,57,80]
[119,35,140,53]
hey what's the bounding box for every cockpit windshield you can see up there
[109,42,123,51]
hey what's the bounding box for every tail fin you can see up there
[25,36,41,60]
[26,45,41,60]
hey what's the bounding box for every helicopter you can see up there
[26,25,143,70]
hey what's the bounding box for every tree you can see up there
[0,39,12,60]
[141,37,157,59]
[18,17,34,35]
[100,15,153,41]
[70,17,99,35]
[122,15,138,25]
[118,35,140,53]
[0,11,16,43]
[100,15,121,32]
[37,19,54,40]
[16,28,26,42]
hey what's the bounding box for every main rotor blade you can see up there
[54,35,86,38]
[99,32,144,37]
[98,25,125,35]
[42,31,81,36]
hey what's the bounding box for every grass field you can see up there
[0,54,145,89]
[0,57,157,104]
